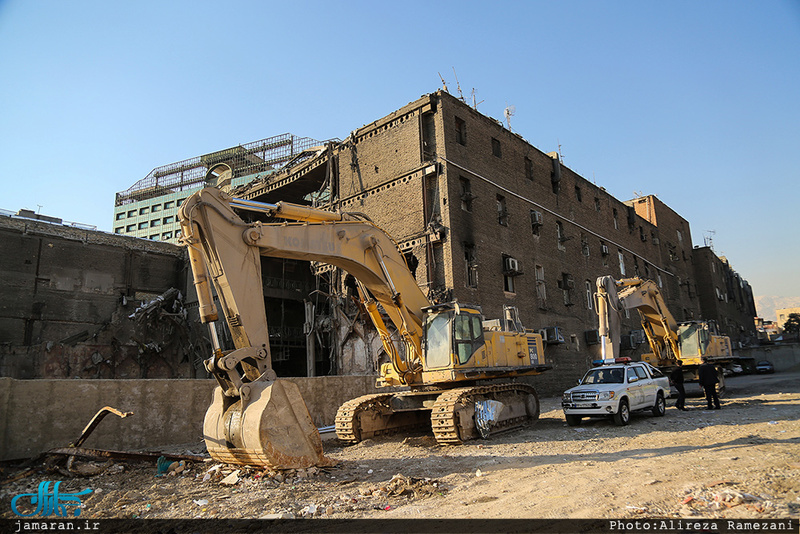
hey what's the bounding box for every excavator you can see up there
[178,186,550,469]
[595,276,735,390]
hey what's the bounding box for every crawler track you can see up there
[431,383,539,444]
[336,384,540,446]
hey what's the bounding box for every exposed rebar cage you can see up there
[115,133,326,207]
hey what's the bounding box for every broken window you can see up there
[575,186,582,202]
[525,156,533,180]
[594,197,601,211]
[618,250,626,276]
[581,234,590,257]
[557,221,566,250]
[504,274,515,293]
[464,243,478,288]
[558,273,574,306]
[459,177,474,212]
[530,210,542,235]
[497,195,508,226]
[613,208,619,230]
[491,137,502,158]
[535,265,546,308]
[455,116,467,145]
[586,280,593,310]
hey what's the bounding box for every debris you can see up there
[260,512,295,519]
[156,456,171,475]
[193,499,208,506]
[220,470,240,485]
[475,469,483,477]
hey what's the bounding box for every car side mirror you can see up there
[628,376,638,383]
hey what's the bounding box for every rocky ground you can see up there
[2,371,799,521]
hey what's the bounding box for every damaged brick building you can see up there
[232,90,758,390]
[1,90,757,395]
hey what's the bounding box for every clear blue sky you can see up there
[1,0,798,300]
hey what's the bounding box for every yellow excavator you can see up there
[595,275,734,388]
[179,187,550,469]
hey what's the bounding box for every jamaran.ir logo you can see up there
[11,481,92,517]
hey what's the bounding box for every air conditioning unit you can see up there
[504,256,521,273]
[631,329,647,344]
[601,244,610,256]
[541,326,565,345]
[531,210,543,226]
[584,330,601,345]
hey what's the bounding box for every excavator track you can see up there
[335,393,430,443]
[430,383,539,445]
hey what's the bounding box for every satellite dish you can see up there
[504,105,516,129]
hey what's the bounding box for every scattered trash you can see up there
[768,421,779,425]
[220,470,240,485]
[156,456,171,475]
[193,499,209,506]
[475,469,483,477]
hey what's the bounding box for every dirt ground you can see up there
[2,371,799,521]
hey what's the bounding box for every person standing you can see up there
[698,357,721,410]
[669,360,688,411]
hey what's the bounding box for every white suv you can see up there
[561,361,670,426]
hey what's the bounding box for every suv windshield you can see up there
[582,368,625,384]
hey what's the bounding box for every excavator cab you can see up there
[422,305,486,369]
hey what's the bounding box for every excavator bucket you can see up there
[203,379,334,469]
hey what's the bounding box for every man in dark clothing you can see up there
[669,360,688,411]
[698,357,721,410]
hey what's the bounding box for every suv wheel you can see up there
[652,392,666,417]
[566,414,582,427]
[613,399,630,426]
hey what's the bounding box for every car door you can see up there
[625,367,644,409]
[634,365,655,406]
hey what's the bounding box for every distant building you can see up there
[776,307,800,327]
[113,133,328,243]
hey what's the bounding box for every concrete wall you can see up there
[737,343,800,372]
[0,375,379,461]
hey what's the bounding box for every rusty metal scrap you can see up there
[47,447,208,463]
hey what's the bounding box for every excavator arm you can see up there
[178,187,431,467]
[595,276,680,364]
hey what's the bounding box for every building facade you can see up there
[231,90,758,391]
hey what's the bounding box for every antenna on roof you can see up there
[471,88,484,110]
[452,68,465,102]
[557,138,564,162]
[503,104,516,130]
[437,72,449,93]
[704,230,716,251]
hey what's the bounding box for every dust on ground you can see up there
[2,372,799,520]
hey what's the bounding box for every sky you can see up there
[1,0,798,303]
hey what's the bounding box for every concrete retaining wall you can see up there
[737,343,800,372]
[0,375,378,461]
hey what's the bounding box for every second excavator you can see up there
[595,275,736,389]
[179,187,551,469]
